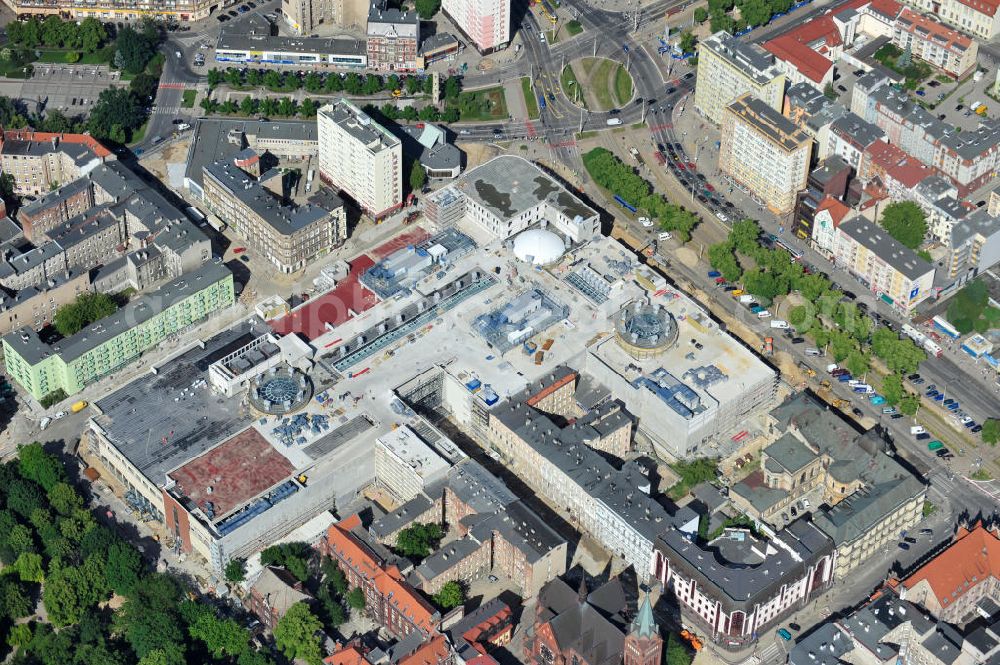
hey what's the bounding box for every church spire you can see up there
[631,593,658,638]
[577,576,588,604]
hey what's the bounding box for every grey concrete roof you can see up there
[657,517,832,614]
[788,623,852,665]
[454,155,597,224]
[185,118,318,188]
[90,318,269,484]
[17,178,92,220]
[446,458,517,514]
[495,366,674,541]
[830,112,885,149]
[204,160,339,235]
[951,209,1000,247]
[319,99,401,154]
[250,566,312,616]
[730,477,787,512]
[4,260,231,366]
[412,537,483,579]
[46,205,118,250]
[369,493,435,540]
[536,577,628,665]
[838,216,933,280]
[216,29,366,57]
[469,499,566,564]
[726,95,812,153]
[367,5,418,36]
[701,31,782,84]
[419,32,459,55]
[764,433,817,473]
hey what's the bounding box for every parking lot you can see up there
[20,65,127,113]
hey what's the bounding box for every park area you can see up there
[563,58,633,111]
[873,43,933,90]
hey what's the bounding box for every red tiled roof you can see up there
[1,129,112,158]
[957,0,999,17]
[324,515,437,635]
[867,0,903,18]
[764,33,834,84]
[896,8,973,51]
[324,645,368,665]
[398,636,450,665]
[816,196,851,226]
[866,140,938,187]
[903,523,1000,607]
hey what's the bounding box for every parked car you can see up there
[777,628,793,641]
[973,424,983,433]
[899,542,910,550]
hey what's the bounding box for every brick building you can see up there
[244,566,313,629]
[0,129,114,196]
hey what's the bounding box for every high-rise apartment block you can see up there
[442,0,510,52]
[317,99,402,220]
[720,94,813,215]
[694,31,786,125]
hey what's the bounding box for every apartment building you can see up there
[317,99,402,219]
[945,209,1000,284]
[903,0,1000,40]
[244,567,312,630]
[17,178,95,242]
[763,17,841,91]
[366,5,419,71]
[3,260,234,401]
[442,0,510,52]
[282,0,368,34]
[654,519,835,650]
[893,8,978,78]
[694,31,786,125]
[487,367,697,582]
[0,270,90,336]
[833,216,935,314]
[0,130,113,196]
[810,195,852,256]
[720,94,813,215]
[320,513,440,640]
[901,522,1000,624]
[202,159,346,273]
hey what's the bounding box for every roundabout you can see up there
[560,57,634,111]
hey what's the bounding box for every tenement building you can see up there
[694,31,786,125]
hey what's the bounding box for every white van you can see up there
[606,118,623,126]
[39,417,51,431]
[770,320,789,329]
[658,232,672,241]
[756,310,772,319]
[805,348,823,356]
[910,426,926,435]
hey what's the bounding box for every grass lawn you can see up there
[520,77,539,119]
[181,89,197,108]
[586,58,616,110]
[566,19,583,36]
[0,59,33,78]
[613,64,633,105]
[560,65,585,108]
[873,43,931,90]
[36,49,109,65]
[576,130,598,139]
[129,118,150,146]
[453,87,507,122]
[546,28,561,44]
[520,77,540,119]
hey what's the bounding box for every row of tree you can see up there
[5,17,109,54]
[0,442,276,665]
[708,219,927,411]
[695,0,798,35]
[207,68,461,101]
[582,148,700,242]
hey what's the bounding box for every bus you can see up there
[614,195,638,213]
[932,315,960,340]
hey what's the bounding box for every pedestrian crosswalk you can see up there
[153,106,181,115]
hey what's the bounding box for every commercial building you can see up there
[0,129,113,196]
[394,123,463,179]
[529,578,663,665]
[425,155,599,243]
[833,216,935,313]
[901,522,1000,624]
[694,31,786,126]
[3,260,234,401]
[720,93,813,215]
[653,519,835,650]
[903,0,1000,40]
[892,8,978,78]
[214,30,367,68]
[202,158,347,273]
[317,99,402,219]
[442,0,510,53]
[366,5,419,71]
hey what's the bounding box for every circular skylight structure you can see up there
[248,365,313,414]
[512,228,565,266]
[614,300,678,359]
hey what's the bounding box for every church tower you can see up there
[624,593,663,665]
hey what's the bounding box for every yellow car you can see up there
[731,289,744,297]
[392,89,403,98]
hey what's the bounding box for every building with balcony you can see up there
[442,0,509,53]
[694,31,786,126]
[892,8,978,78]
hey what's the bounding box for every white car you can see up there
[54,411,67,419]
[39,417,51,431]
[961,415,974,424]
[716,211,729,222]
[638,217,653,227]
[658,232,672,241]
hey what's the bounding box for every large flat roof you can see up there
[216,30,366,57]
[452,155,597,224]
[726,94,812,153]
[168,426,296,520]
[838,217,933,280]
[91,321,269,485]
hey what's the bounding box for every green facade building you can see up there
[3,260,235,402]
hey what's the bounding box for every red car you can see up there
[686,162,696,170]
[706,184,715,192]
[714,277,726,284]
[677,164,686,171]
[233,247,246,254]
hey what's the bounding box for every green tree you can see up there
[394,523,443,559]
[880,201,928,250]
[899,393,920,416]
[729,218,761,254]
[19,443,65,492]
[225,558,247,583]
[409,161,426,192]
[0,577,33,619]
[300,98,318,117]
[707,242,742,283]
[346,587,366,611]
[679,31,697,54]
[7,623,31,649]
[188,611,249,659]
[113,26,154,75]
[54,291,118,337]
[882,373,904,406]
[79,17,107,52]
[11,552,45,582]
[321,557,348,595]
[363,73,383,95]
[432,581,464,610]
[273,602,324,665]
[239,96,257,116]
[0,172,16,203]
[845,350,870,378]
[87,88,142,142]
[982,418,1000,446]
[788,304,811,330]
[114,574,186,661]
[414,0,441,18]
[694,6,709,22]
[105,540,142,596]
[260,542,311,581]
[44,566,86,625]
[665,634,692,665]
[207,68,224,88]
[824,83,836,99]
